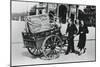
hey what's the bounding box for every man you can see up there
[65,18,77,55]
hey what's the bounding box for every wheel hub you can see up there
[50,44,56,50]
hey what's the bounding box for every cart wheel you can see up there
[41,35,62,60]
[27,47,42,56]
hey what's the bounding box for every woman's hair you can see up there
[79,20,85,26]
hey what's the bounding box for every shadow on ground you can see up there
[22,51,40,59]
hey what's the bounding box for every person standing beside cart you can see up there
[65,18,77,55]
[77,20,89,54]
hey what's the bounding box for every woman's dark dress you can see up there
[77,25,89,50]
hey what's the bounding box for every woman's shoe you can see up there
[83,48,86,54]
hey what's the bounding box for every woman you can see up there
[77,20,89,54]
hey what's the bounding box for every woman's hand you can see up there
[74,34,77,37]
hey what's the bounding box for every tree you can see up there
[84,6,96,27]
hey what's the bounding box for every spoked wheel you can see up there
[41,35,62,60]
[27,47,42,56]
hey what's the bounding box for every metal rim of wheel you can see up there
[41,35,62,60]
[27,47,42,56]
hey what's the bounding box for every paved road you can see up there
[11,40,95,66]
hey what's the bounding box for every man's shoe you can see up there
[65,51,69,55]
[71,50,75,53]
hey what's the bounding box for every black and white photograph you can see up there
[11,0,96,66]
